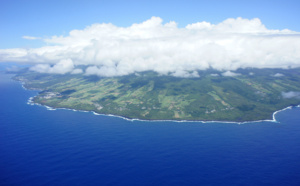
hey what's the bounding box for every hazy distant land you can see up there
[12,68,300,122]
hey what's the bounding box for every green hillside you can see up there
[13,68,300,122]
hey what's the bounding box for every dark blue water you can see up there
[1,72,300,185]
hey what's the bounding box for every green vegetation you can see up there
[13,68,300,122]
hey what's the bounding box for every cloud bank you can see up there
[29,59,82,74]
[1,17,300,77]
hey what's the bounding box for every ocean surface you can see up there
[1,71,300,185]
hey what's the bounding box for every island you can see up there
[12,68,300,122]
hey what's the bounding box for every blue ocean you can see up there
[1,70,300,185]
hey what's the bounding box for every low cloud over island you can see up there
[1,17,300,77]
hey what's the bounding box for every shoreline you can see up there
[26,94,296,125]
[19,79,296,124]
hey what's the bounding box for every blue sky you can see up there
[1,0,299,48]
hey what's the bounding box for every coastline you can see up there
[19,79,295,124]
[26,94,296,125]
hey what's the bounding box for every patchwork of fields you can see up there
[14,68,300,121]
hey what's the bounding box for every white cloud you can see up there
[1,17,300,77]
[282,91,300,99]
[85,65,132,77]
[273,73,284,77]
[222,71,241,77]
[171,70,199,78]
[71,68,83,74]
[22,36,41,40]
[30,59,74,74]
[30,64,50,73]
[210,74,219,77]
